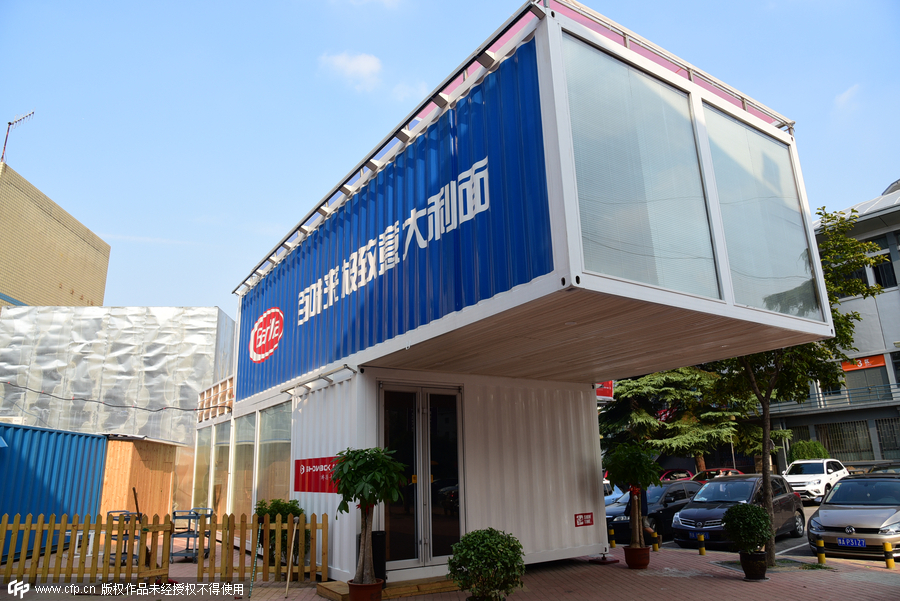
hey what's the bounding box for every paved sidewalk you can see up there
[15,547,900,600]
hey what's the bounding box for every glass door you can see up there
[382,386,461,570]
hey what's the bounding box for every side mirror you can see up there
[813,496,823,504]
[827,469,834,474]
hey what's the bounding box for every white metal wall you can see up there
[291,373,362,582]
[461,377,607,562]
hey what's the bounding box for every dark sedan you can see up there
[671,474,805,549]
[606,480,702,544]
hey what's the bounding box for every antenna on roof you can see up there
[1,111,35,164]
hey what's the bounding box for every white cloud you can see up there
[392,81,430,103]
[834,84,860,109]
[319,52,383,92]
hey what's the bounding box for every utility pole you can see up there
[1,111,35,163]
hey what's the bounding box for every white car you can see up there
[783,459,849,502]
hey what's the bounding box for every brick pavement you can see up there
[13,547,900,600]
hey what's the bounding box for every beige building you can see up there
[0,161,110,307]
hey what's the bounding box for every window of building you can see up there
[815,421,874,462]
[866,235,897,288]
[704,105,822,320]
[212,421,231,515]
[562,34,720,299]
[876,417,900,460]
[231,413,256,519]
[789,425,811,442]
[257,402,291,503]
[193,427,212,508]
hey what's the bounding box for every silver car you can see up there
[806,474,900,559]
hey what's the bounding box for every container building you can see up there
[200,0,833,583]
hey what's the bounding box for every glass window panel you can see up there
[873,261,897,288]
[562,34,719,299]
[193,427,212,508]
[231,414,256,519]
[704,105,823,320]
[173,445,195,513]
[212,421,231,515]
[257,402,291,503]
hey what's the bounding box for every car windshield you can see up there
[693,480,754,503]
[824,480,900,505]
[614,485,665,505]
[786,463,824,475]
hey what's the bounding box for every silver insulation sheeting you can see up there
[0,306,234,445]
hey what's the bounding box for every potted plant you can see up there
[332,447,407,601]
[722,502,771,580]
[602,443,662,569]
[447,528,525,601]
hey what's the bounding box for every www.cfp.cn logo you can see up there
[7,580,29,599]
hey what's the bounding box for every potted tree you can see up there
[447,528,525,601]
[722,502,771,580]
[602,443,661,569]
[332,447,407,601]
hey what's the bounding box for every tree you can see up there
[706,207,885,566]
[599,367,748,472]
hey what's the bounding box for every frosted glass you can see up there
[193,427,212,508]
[257,402,291,502]
[232,414,256,519]
[704,105,822,320]
[562,34,719,299]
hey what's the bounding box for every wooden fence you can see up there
[0,512,328,585]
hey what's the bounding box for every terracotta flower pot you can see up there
[348,578,384,601]
[738,551,768,581]
[623,545,650,570]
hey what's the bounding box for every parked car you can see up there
[806,473,900,559]
[867,462,900,474]
[691,468,743,483]
[660,469,694,482]
[783,459,849,503]
[603,480,626,506]
[606,480,702,543]
[672,474,804,549]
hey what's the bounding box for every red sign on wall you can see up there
[595,381,614,400]
[294,457,337,493]
[841,354,886,372]
[574,512,594,527]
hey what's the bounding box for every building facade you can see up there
[0,162,110,308]
[199,0,832,583]
[775,179,900,469]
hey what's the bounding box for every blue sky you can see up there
[2,0,897,319]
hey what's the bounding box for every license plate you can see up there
[837,537,866,548]
[688,531,705,540]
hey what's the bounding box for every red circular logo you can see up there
[249,308,284,363]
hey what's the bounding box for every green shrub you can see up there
[255,499,310,566]
[448,528,525,601]
[722,503,771,553]
[789,440,830,463]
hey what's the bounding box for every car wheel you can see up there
[790,511,805,538]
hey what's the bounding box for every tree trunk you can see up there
[630,487,644,548]
[354,507,376,584]
[694,453,707,473]
[761,398,776,568]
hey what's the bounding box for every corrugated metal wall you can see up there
[462,378,606,561]
[0,423,107,561]
[237,38,552,401]
[291,375,362,582]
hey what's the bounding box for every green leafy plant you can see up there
[722,503,771,553]
[254,498,310,566]
[331,447,407,585]
[789,440,830,462]
[447,528,525,601]
[603,443,661,548]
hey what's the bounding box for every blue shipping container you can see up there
[0,423,107,561]
[237,38,553,400]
